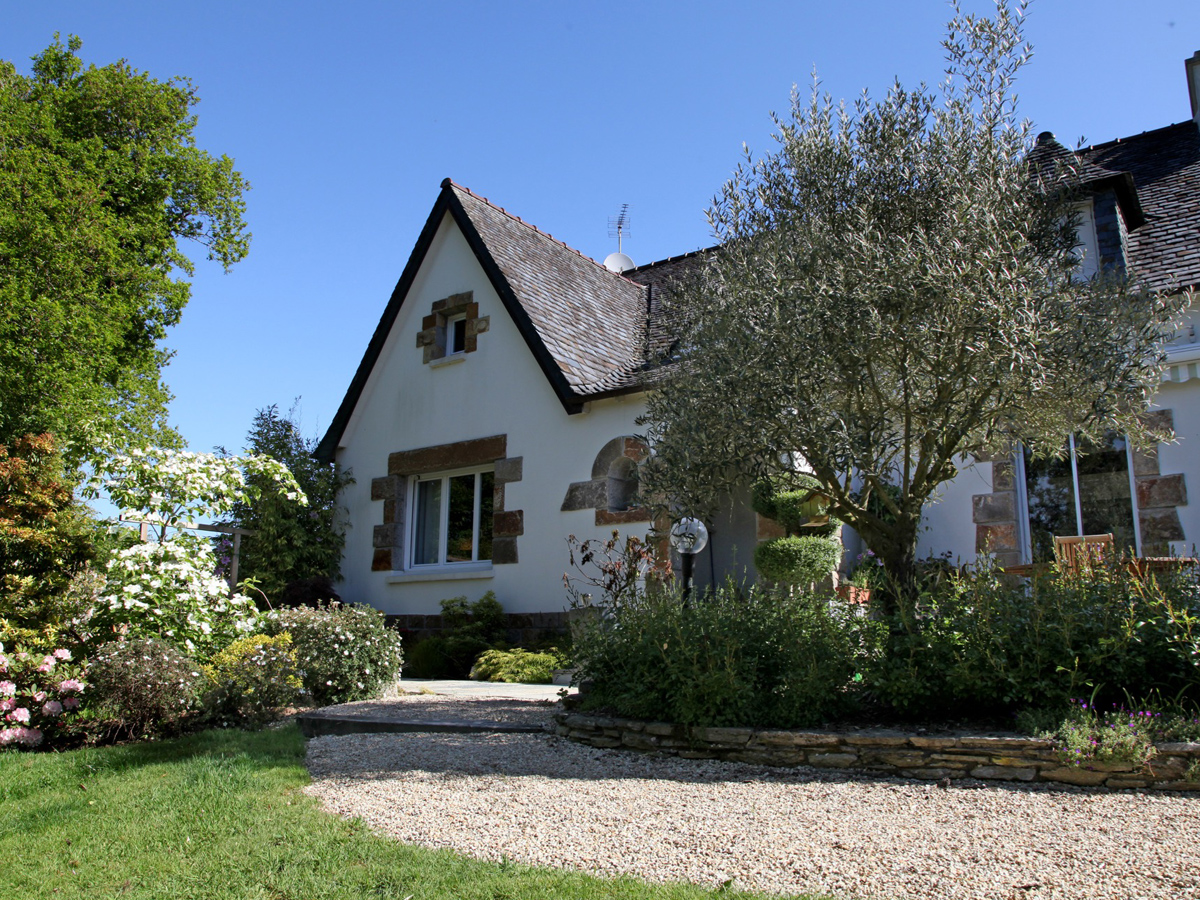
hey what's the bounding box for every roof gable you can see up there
[316,180,649,461]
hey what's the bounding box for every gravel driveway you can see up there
[303,692,1200,900]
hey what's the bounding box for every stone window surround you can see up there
[371,434,524,573]
[415,290,490,364]
[972,410,1187,565]
[560,436,652,526]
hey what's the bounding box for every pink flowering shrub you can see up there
[85,638,209,740]
[0,646,86,750]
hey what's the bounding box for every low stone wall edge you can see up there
[553,711,1200,792]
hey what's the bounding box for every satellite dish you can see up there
[604,251,635,273]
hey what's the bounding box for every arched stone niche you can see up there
[561,436,651,526]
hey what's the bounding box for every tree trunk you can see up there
[849,512,922,632]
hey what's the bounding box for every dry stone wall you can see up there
[555,711,1200,791]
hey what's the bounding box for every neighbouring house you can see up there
[316,52,1200,621]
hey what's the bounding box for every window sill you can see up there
[385,564,494,584]
[429,353,466,369]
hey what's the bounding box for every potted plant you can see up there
[837,550,884,604]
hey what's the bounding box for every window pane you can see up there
[1025,450,1077,563]
[451,318,466,354]
[478,471,494,561]
[446,474,477,562]
[413,479,442,565]
[1076,435,1137,554]
[1025,436,1138,561]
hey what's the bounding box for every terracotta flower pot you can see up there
[835,585,871,605]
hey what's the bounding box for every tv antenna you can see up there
[608,204,631,254]
[604,204,634,273]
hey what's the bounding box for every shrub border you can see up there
[553,711,1200,791]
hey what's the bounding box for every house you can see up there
[317,52,1200,621]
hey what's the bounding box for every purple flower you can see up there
[57,679,83,693]
[42,700,63,717]
[62,697,80,711]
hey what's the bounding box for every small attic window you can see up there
[448,315,467,355]
[416,291,489,364]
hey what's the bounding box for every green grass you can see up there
[0,725,824,900]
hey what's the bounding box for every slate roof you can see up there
[1027,131,1145,231]
[1079,121,1200,294]
[449,185,648,395]
[318,119,1200,462]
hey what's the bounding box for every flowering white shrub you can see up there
[93,534,258,659]
[0,646,86,750]
[81,445,308,661]
[264,602,403,705]
[88,446,306,539]
[86,638,208,739]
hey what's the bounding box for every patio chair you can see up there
[1053,533,1114,574]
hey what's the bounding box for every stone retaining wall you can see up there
[554,711,1200,791]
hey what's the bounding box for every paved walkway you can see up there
[296,679,570,737]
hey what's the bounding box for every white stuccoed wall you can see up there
[917,458,992,566]
[333,213,652,615]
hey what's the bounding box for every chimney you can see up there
[1188,51,1200,124]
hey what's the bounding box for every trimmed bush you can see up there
[203,633,304,727]
[469,648,564,684]
[754,535,842,584]
[751,474,840,537]
[263,601,403,705]
[573,579,879,728]
[86,638,208,739]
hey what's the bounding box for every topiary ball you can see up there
[754,535,843,584]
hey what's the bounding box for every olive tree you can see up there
[640,1,1189,619]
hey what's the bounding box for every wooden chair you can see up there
[1053,533,1114,574]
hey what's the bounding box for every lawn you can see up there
[0,724,825,900]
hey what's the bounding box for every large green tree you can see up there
[0,35,249,458]
[640,1,1190,619]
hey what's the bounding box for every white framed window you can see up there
[409,466,494,567]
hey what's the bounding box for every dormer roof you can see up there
[1079,121,1200,294]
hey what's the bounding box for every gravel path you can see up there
[304,722,1200,900]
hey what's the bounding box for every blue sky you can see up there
[6,1,1200,458]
